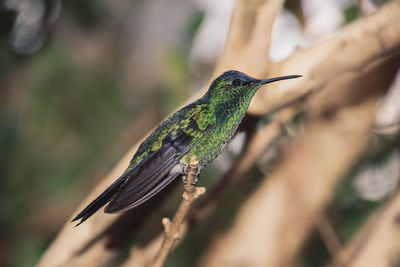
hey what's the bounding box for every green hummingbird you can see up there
[72,70,301,225]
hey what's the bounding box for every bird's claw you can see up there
[183,164,201,175]
[182,164,200,184]
[182,175,199,185]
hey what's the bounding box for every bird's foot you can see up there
[182,175,199,185]
[182,164,200,185]
[183,163,201,176]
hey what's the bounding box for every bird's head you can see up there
[205,70,301,104]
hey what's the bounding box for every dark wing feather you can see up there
[72,102,214,225]
[71,132,192,225]
[104,131,194,213]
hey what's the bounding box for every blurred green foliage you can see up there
[344,4,361,24]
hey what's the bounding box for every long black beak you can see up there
[259,75,302,85]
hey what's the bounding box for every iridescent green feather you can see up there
[125,101,214,170]
[72,70,301,225]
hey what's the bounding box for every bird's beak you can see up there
[258,75,302,85]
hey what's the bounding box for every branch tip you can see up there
[151,155,205,267]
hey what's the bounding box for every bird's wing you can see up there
[72,103,215,225]
[104,103,215,213]
[104,131,193,213]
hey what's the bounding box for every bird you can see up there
[72,70,301,225]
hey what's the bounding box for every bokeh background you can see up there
[1,0,399,266]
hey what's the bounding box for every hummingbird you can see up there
[72,70,301,225]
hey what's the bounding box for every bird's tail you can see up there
[71,173,129,226]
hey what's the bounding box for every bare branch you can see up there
[339,190,400,267]
[248,0,400,115]
[316,213,345,267]
[213,0,284,78]
[151,156,205,267]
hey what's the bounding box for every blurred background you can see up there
[1,0,399,266]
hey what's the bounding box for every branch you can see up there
[315,213,345,267]
[151,156,205,267]
[213,0,284,78]
[248,0,400,115]
[338,189,400,267]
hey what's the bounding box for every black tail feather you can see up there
[71,173,130,226]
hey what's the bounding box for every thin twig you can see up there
[316,213,346,267]
[151,156,205,267]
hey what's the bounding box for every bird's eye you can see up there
[232,79,242,87]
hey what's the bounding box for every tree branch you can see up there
[248,0,400,115]
[339,189,400,267]
[151,156,205,267]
